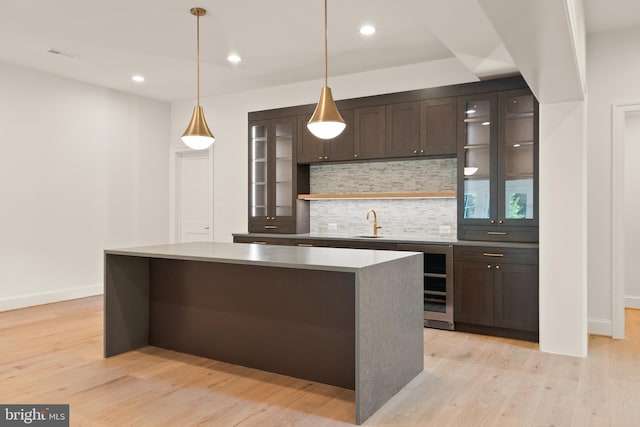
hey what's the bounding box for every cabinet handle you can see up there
[318,156,323,160]
[496,265,501,270]
[324,156,329,160]
[487,264,492,269]
[483,253,504,257]
[264,226,278,229]
[354,154,359,158]
[487,231,508,235]
[498,220,504,224]
[297,243,313,247]
[252,241,268,245]
[413,150,418,154]
[420,149,424,153]
[490,219,496,224]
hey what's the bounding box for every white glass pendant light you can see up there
[182,7,215,150]
[307,0,345,140]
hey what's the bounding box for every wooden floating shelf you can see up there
[298,192,457,200]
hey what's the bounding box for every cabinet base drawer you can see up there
[458,225,538,243]
[233,236,293,245]
[248,222,296,233]
[454,246,538,264]
[455,322,538,343]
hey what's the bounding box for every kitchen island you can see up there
[104,242,423,424]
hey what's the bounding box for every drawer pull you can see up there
[483,253,504,257]
[264,226,278,229]
[487,231,508,235]
[297,243,313,247]
[253,241,268,245]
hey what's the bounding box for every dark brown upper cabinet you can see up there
[248,116,309,234]
[420,97,457,156]
[384,98,456,159]
[246,76,533,234]
[385,102,421,158]
[297,109,354,163]
[457,88,539,243]
[353,106,386,160]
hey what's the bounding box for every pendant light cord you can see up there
[324,0,328,88]
[196,13,201,106]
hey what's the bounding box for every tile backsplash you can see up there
[309,159,457,236]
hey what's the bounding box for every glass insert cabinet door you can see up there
[249,119,294,220]
[274,122,293,217]
[250,123,268,218]
[462,96,496,220]
[500,91,536,221]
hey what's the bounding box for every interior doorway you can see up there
[170,147,213,243]
[612,103,640,339]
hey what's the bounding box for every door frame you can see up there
[169,146,214,243]
[611,102,640,339]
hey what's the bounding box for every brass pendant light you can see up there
[307,0,345,140]
[182,7,215,150]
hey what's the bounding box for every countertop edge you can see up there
[232,233,539,249]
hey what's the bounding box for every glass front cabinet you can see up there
[248,117,309,234]
[457,88,539,242]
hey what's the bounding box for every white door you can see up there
[178,151,212,242]
[624,111,640,309]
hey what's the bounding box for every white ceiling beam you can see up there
[420,0,518,79]
[477,0,586,103]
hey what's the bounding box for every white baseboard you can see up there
[0,284,103,312]
[588,317,612,336]
[625,295,640,309]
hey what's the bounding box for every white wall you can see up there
[170,58,478,242]
[0,63,171,310]
[587,26,640,333]
[624,111,640,309]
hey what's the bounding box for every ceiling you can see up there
[0,0,638,103]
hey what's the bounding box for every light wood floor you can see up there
[1,297,639,426]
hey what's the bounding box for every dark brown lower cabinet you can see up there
[454,245,538,341]
[453,259,494,327]
[232,235,293,246]
[493,261,538,332]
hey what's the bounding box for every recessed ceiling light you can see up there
[132,75,145,83]
[360,25,376,36]
[465,109,476,114]
[227,54,242,64]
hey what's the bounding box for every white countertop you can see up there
[105,241,421,273]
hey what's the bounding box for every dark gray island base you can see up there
[104,242,423,424]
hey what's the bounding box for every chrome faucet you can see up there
[366,209,383,237]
